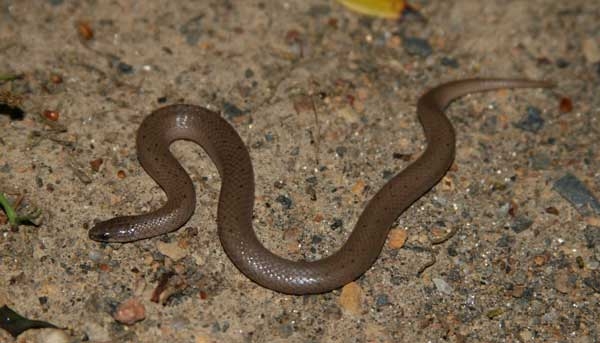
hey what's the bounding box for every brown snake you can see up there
[90,78,553,294]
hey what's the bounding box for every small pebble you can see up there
[403,37,432,57]
[117,62,134,74]
[275,195,293,209]
[559,97,573,113]
[553,173,600,215]
[339,282,363,315]
[375,294,389,307]
[76,21,94,40]
[554,271,571,294]
[222,102,244,119]
[42,110,60,121]
[351,180,366,195]
[387,228,407,249]
[440,56,459,68]
[156,241,188,261]
[584,226,600,248]
[583,272,600,293]
[335,146,347,157]
[89,158,103,172]
[514,106,544,133]
[330,218,343,230]
[180,15,204,45]
[510,216,533,233]
[113,297,146,325]
[432,278,454,295]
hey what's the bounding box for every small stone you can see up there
[554,270,571,294]
[375,294,389,307]
[117,62,134,74]
[510,216,533,233]
[113,297,145,325]
[330,218,343,230]
[585,216,600,226]
[339,282,363,315]
[556,58,570,68]
[584,226,600,248]
[519,329,533,341]
[351,179,366,195]
[432,278,454,295]
[387,228,407,249]
[41,328,70,343]
[222,102,244,119]
[511,284,525,298]
[514,106,544,133]
[403,37,432,57]
[275,195,293,209]
[335,146,347,157]
[180,15,204,45]
[582,37,600,63]
[89,158,103,172]
[83,321,110,341]
[20,328,71,343]
[156,241,188,261]
[553,173,600,215]
[583,271,600,293]
[533,254,547,266]
[440,56,459,68]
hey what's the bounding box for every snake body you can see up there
[90,78,553,294]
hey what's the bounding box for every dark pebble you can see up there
[244,68,254,78]
[0,163,11,173]
[330,218,343,230]
[497,234,516,247]
[290,146,300,156]
[583,271,600,293]
[180,15,205,45]
[529,153,551,170]
[510,216,533,233]
[555,58,570,68]
[275,195,293,209]
[116,62,133,75]
[48,0,63,5]
[157,96,167,104]
[447,244,458,257]
[222,102,244,119]
[514,106,544,133]
[335,146,347,157]
[264,133,274,142]
[553,173,600,215]
[440,56,459,68]
[403,37,432,57]
[382,170,395,180]
[311,235,322,244]
[584,226,600,248]
[375,294,389,307]
[305,176,318,185]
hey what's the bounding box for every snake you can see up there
[89,78,553,294]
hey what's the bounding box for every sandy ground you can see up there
[1,0,599,342]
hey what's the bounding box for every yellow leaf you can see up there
[336,0,406,19]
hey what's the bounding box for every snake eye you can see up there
[88,226,113,242]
